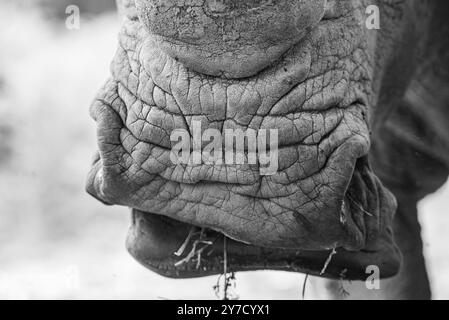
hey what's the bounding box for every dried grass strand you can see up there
[320,247,337,276]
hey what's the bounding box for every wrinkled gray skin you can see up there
[87,0,449,299]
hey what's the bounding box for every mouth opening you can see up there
[126,156,401,281]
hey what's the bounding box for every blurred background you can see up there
[0,0,448,300]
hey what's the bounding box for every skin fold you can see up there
[87,0,449,299]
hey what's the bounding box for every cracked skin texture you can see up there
[85,0,436,280]
[134,0,326,78]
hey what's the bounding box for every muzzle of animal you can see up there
[86,0,401,280]
[121,157,400,280]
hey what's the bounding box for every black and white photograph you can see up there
[1,0,449,303]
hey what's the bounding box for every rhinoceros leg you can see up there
[384,197,431,300]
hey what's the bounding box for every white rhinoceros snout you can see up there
[85,0,419,281]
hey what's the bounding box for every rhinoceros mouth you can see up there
[86,84,377,252]
[124,156,400,281]
[86,11,401,280]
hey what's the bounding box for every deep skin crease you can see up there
[88,0,449,299]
